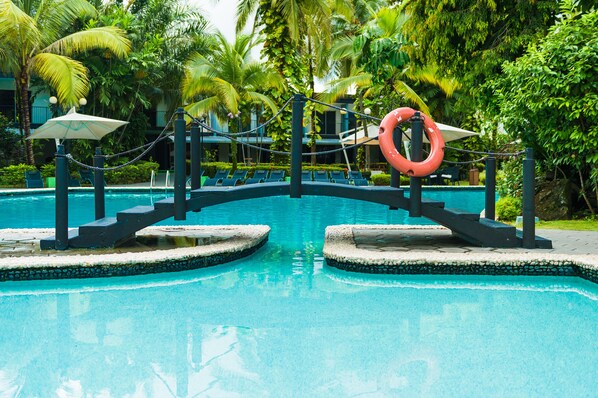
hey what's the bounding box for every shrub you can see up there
[104,160,160,184]
[496,196,522,221]
[0,164,37,187]
[371,173,391,186]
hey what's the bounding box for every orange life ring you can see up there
[378,107,445,177]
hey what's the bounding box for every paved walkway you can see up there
[351,227,598,256]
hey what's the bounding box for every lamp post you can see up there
[363,108,372,170]
[78,97,87,113]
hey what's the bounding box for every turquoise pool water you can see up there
[0,189,597,397]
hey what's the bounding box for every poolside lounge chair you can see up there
[265,170,285,182]
[24,170,44,188]
[203,169,230,186]
[348,170,369,186]
[427,166,460,185]
[221,169,248,186]
[330,170,350,184]
[301,170,313,181]
[313,170,331,182]
[245,169,268,184]
[79,169,106,187]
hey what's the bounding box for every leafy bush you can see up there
[0,164,38,187]
[40,163,56,179]
[104,160,160,184]
[371,173,390,186]
[497,158,523,199]
[370,173,410,186]
[496,196,522,221]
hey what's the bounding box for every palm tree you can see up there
[0,0,130,164]
[182,32,285,170]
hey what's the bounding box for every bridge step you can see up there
[117,206,156,221]
[443,208,480,221]
[421,198,444,208]
[78,217,119,233]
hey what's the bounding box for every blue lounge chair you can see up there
[79,169,106,187]
[245,169,268,184]
[301,170,313,181]
[313,170,330,182]
[330,170,350,184]
[221,169,248,186]
[25,170,44,188]
[203,169,230,186]
[348,170,369,186]
[265,170,285,182]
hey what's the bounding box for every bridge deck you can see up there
[41,182,551,249]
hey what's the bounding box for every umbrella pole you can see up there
[55,144,69,250]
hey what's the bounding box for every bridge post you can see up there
[55,144,69,250]
[190,123,201,190]
[522,148,535,248]
[485,156,496,220]
[290,93,304,198]
[409,112,423,217]
[390,127,402,189]
[174,108,187,220]
[93,147,105,220]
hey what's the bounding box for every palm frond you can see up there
[186,96,221,119]
[245,91,279,114]
[0,0,42,53]
[236,0,258,33]
[35,0,96,45]
[43,27,131,58]
[392,80,430,115]
[31,52,88,107]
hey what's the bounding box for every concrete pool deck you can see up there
[323,225,598,283]
[0,225,269,282]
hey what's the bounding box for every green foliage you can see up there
[371,173,390,186]
[104,160,159,184]
[496,196,522,222]
[0,164,37,187]
[497,158,523,199]
[490,3,598,213]
[0,115,22,167]
[40,163,56,179]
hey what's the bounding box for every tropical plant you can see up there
[182,32,285,170]
[0,0,131,164]
[490,1,598,214]
[66,0,211,161]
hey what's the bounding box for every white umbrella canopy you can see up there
[340,122,478,145]
[27,107,128,141]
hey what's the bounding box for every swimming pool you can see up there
[0,189,596,397]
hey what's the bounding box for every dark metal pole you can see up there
[190,124,200,190]
[174,108,187,220]
[409,112,423,217]
[522,148,535,248]
[55,144,69,250]
[93,147,105,220]
[290,93,304,198]
[485,156,496,220]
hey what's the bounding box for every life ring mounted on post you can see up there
[378,107,445,177]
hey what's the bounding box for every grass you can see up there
[537,218,598,231]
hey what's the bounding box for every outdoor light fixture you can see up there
[364,108,371,115]
[340,109,347,115]
[79,98,88,106]
[49,96,58,105]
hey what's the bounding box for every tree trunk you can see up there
[357,90,370,170]
[578,169,595,215]
[17,73,34,165]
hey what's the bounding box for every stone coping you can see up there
[0,225,269,282]
[323,225,598,284]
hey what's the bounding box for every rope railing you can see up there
[66,116,177,171]
[104,113,176,160]
[185,96,293,137]
[306,97,382,122]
